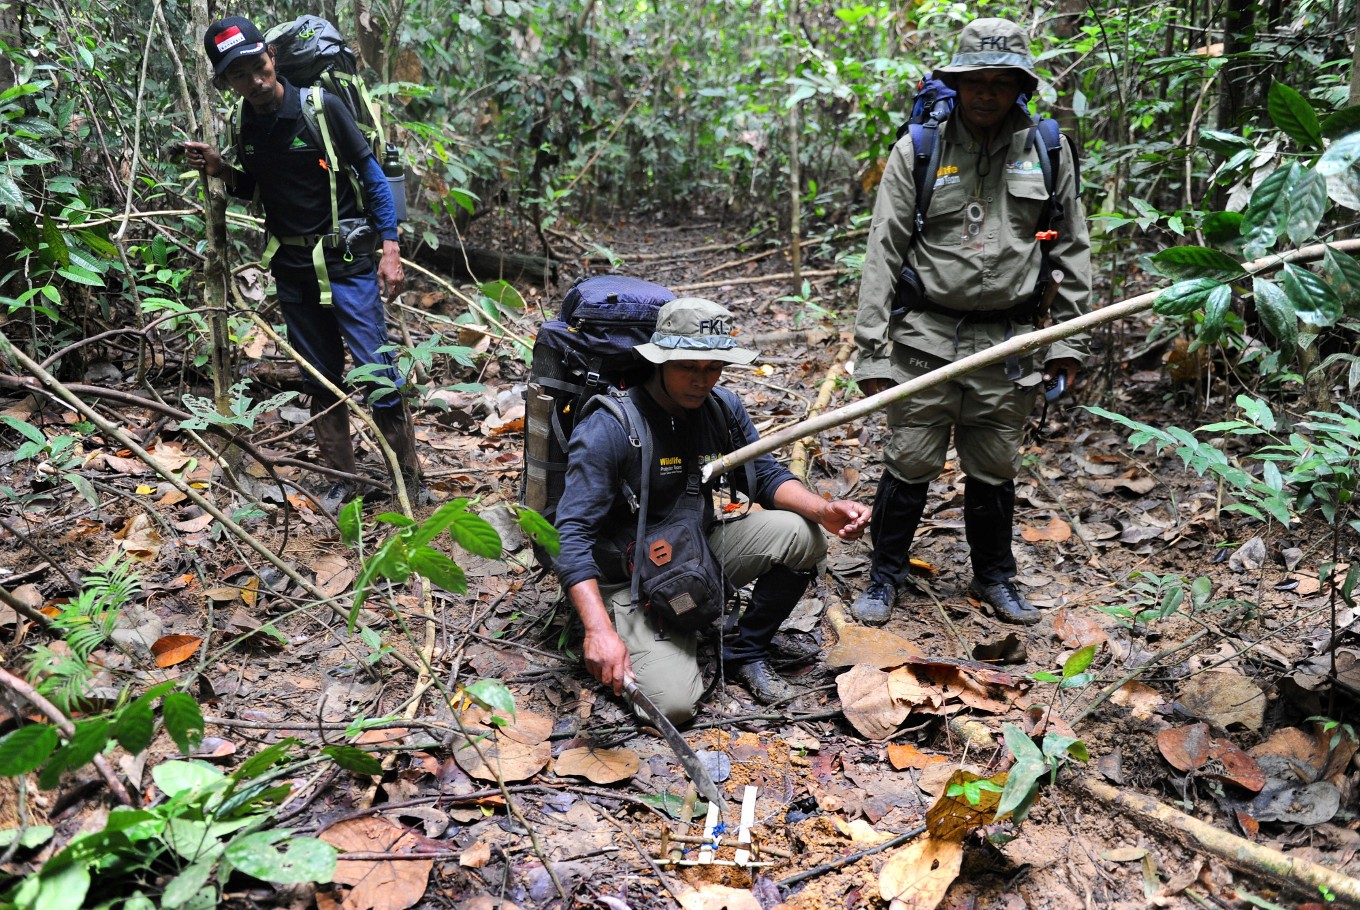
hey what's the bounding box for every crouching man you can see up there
[553,298,870,723]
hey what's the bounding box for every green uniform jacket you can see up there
[854,107,1092,385]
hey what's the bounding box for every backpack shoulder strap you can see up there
[908,121,944,241]
[705,390,759,510]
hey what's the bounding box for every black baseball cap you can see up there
[204,17,268,78]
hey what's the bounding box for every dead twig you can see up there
[776,823,927,890]
[789,338,853,481]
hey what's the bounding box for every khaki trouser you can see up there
[884,343,1037,487]
[599,510,826,724]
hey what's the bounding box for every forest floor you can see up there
[1,213,1358,910]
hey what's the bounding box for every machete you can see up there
[623,675,727,817]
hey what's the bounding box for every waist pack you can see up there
[629,486,731,632]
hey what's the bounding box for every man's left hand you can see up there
[378,240,404,303]
[818,500,870,541]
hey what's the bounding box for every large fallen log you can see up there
[703,238,1360,481]
[411,238,558,285]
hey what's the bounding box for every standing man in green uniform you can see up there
[851,18,1091,626]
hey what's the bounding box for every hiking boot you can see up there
[850,581,896,625]
[315,479,359,515]
[769,631,822,662]
[969,578,1040,625]
[733,659,797,705]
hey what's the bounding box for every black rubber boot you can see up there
[724,564,814,666]
[374,401,434,506]
[310,398,359,514]
[851,474,929,625]
[733,659,796,705]
[964,478,1038,624]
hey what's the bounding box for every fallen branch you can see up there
[1073,776,1360,906]
[703,238,1360,481]
[672,267,844,293]
[776,823,927,891]
[789,337,853,481]
[0,666,133,806]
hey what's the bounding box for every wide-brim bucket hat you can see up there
[936,18,1040,95]
[635,298,758,365]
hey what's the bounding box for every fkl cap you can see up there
[204,16,268,78]
[635,298,758,365]
[936,18,1039,94]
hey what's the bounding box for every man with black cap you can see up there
[554,298,870,723]
[851,18,1091,626]
[184,16,425,511]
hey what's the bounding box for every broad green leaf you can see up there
[0,824,53,849]
[1154,278,1228,316]
[450,511,503,557]
[111,701,155,754]
[1237,395,1277,432]
[409,545,467,594]
[1149,246,1244,281]
[42,215,69,268]
[1282,263,1342,326]
[162,862,213,910]
[514,506,559,556]
[151,760,224,798]
[1200,211,1243,245]
[1267,82,1322,150]
[0,414,46,445]
[0,725,59,776]
[1252,277,1297,354]
[478,279,525,309]
[338,498,363,545]
[1201,281,1233,343]
[995,724,1046,823]
[1322,106,1360,140]
[321,745,382,776]
[224,831,337,884]
[407,498,471,548]
[1198,129,1254,156]
[464,678,516,716]
[57,264,104,286]
[1317,132,1360,177]
[1284,167,1328,245]
[1243,163,1294,233]
[1042,733,1089,763]
[40,718,110,788]
[1062,644,1098,678]
[162,692,205,753]
[21,856,90,910]
[1323,246,1360,309]
[233,738,301,781]
[0,172,25,208]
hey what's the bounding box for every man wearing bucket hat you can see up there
[851,17,1091,626]
[183,16,426,511]
[554,298,870,722]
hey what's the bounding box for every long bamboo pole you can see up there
[703,238,1360,482]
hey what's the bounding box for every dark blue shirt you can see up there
[230,79,395,275]
[553,385,797,590]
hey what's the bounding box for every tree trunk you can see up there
[190,0,239,464]
[1215,0,1257,131]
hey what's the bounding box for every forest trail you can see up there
[1,217,1357,910]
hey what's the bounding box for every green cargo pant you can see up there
[884,344,1038,487]
[599,509,826,724]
